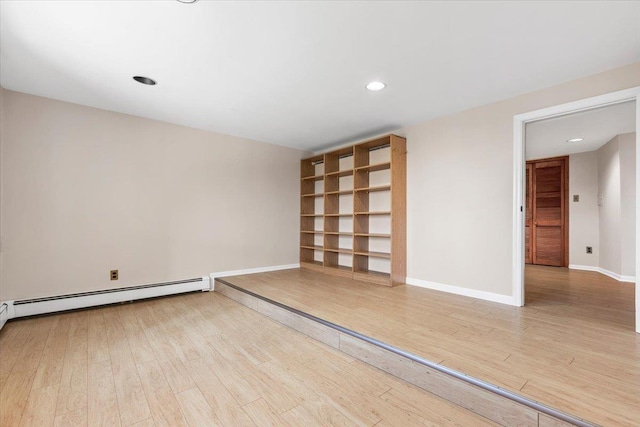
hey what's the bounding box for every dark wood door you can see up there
[526,157,568,267]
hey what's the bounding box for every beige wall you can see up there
[0,89,304,301]
[0,87,4,296]
[400,62,640,296]
[596,132,636,278]
[569,151,599,268]
[620,132,636,277]
[597,136,622,274]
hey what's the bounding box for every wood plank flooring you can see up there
[220,266,640,427]
[0,291,499,427]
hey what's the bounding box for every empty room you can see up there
[0,1,639,427]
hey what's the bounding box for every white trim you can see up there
[0,304,8,331]
[569,264,636,283]
[209,263,300,291]
[1,277,210,320]
[568,264,599,272]
[512,86,640,333]
[406,277,517,306]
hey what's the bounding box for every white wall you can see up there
[619,132,636,277]
[569,151,599,268]
[597,136,622,274]
[400,62,640,297]
[0,89,304,301]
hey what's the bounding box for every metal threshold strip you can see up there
[216,278,596,427]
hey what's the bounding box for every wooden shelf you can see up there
[354,251,391,259]
[325,248,352,254]
[354,233,391,238]
[355,162,390,172]
[300,134,406,287]
[354,185,390,193]
[325,170,354,178]
[326,189,353,195]
[354,211,391,216]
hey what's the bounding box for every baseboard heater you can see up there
[4,276,211,321]
[0,303,8,330]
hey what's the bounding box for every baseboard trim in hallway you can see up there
[568,265,635,283]
[214,278,595,427]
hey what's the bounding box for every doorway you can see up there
[512,87,640,333]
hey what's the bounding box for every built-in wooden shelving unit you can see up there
[300,134,406,286]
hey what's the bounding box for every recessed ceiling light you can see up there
[567,138,584,143]
[133,76,156,86]
[366,81,386,91]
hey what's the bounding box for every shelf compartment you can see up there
[301,155,324,179]
[354,185,391,193]
[301,174,324,182]
[355,162,391,173]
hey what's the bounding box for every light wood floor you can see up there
[221,266,640,427]
[0,291,499,426]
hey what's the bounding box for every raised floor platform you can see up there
[215,266,639,427]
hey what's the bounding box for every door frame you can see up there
[512,86,640,334]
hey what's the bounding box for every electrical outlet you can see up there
[110,269,119,280]
[573,195,579,202]
[586,247,593,254]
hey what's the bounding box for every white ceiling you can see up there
[1,1,639,151]
[525,101,636,160]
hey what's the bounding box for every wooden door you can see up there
[526,157,568,267]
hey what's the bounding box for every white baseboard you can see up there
[406,277,517,306]
[210,263,300,291]
[0,276,210,323]
[569,265,635,283]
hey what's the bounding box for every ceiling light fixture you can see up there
[366,81,386,91]
[133,76,156,86]
[567,138,584,143]
[176,0,198,3]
